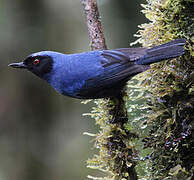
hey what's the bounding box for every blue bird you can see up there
[8,39,185,99]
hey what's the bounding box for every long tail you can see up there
[135,38,186,65]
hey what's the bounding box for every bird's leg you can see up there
[109,92,128,124]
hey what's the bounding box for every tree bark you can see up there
[82,0,107,50]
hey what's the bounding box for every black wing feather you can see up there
[91,48,149,84]
[78,48,149,98]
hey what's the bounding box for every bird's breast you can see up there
[48,52,105,98]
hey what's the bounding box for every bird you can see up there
[8,38,186,99]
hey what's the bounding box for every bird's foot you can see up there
[110,115,128,124]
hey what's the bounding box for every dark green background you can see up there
[0,0,146,179]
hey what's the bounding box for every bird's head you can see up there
[8,51,64,79]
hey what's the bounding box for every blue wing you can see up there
[78,48,149,98]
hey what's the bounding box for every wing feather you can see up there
[78,48,149,98]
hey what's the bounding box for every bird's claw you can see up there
[110,116,128,124]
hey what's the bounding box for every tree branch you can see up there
[81,1,138,180]
[82,0,107,50]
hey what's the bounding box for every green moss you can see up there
[85,98,139,180]
[85,0,193,179]
[130,0,194,179]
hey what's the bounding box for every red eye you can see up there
[33,59,40,65]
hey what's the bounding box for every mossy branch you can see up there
[82,0,193,179]
[131,0,194,179]
[82,0,138,179]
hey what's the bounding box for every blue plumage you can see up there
[44,51,104,97]
[8,39,186,99]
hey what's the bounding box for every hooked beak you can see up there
[8,62,27,69]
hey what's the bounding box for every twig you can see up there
[81,0,107,50]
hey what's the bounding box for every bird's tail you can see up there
[135,38,186,65]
